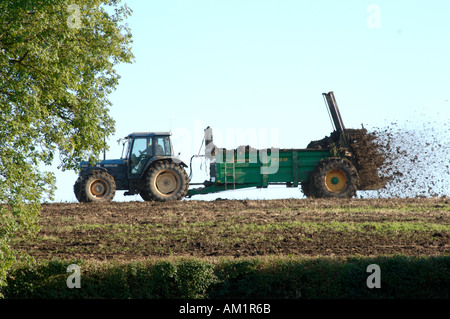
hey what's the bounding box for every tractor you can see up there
[74,132,189,202]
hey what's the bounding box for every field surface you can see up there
[15,198,449,262]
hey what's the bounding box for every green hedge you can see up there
[2,256,449,299]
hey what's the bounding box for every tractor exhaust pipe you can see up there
[103,136,106,161]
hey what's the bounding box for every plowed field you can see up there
[15,198,449,261]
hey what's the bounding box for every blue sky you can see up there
[49,0,450,202]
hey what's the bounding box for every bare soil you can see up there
[14,198,449,262]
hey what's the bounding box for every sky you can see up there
[49,0,450,202]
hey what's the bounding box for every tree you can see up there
[0,0,134,294]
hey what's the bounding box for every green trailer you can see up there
[187,92,383,199]
[187,137,359,199]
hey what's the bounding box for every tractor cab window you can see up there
[130,137,152,174]
[155,136,172,156]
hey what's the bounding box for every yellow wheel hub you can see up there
[90,179,109,198]
[324,169,347,193]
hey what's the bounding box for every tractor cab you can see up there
[122,132,173,175]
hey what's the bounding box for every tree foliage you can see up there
[0,0,134,293]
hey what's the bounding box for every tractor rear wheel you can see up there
[79,171,116,202]
[139,190,153,201]
[142,161,189,201]
[310,158,358,198]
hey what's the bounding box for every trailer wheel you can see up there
[310,158,358,198]
[79,170,116,202]
[300,182,313,198]
[142,161,189,201]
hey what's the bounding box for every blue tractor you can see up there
[74,132,189,202]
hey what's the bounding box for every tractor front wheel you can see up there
[73,176,84,202]
[78,171,116,202]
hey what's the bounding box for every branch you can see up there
[8,50,29,64]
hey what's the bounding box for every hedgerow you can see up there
[2,256,449,299]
